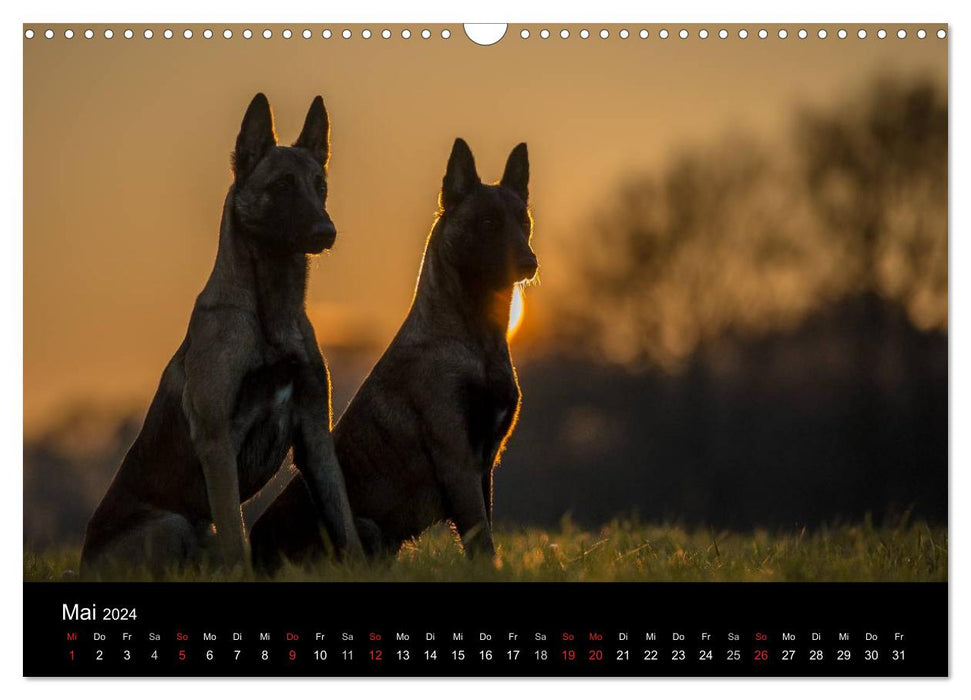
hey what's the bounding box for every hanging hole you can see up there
[464,24,506,46]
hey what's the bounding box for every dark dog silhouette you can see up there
[251,138,537,570]
[81,93,363,576]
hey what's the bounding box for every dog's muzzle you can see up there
[309,220,337,252]
[516,253,539,282]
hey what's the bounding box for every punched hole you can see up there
[464,23,506,45]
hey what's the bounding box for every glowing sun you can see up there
[507,285,525,340]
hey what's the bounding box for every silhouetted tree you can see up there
[562,75,946,370]
[527,75,948,527]
[798,76,947,330]
[796,77,947,504]
[565,138,833,372]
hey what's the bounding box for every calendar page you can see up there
[22,21,947,677]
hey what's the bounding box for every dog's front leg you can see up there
[292,318,364,558]
[194,433,249,568]
[443,472,496,559]
[182,316,257,572]
[292,410,364,557]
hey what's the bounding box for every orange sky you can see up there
[23,24,946,434]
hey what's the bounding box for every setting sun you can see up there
[508,285,525,340]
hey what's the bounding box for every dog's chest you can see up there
[261,318,309,365]
[464,362,520,466]
[233,361,298,498]
[234,317,312,496]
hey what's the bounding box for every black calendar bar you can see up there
[24,582,946,677]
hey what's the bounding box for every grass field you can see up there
[24,518,947,583]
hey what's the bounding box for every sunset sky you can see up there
[23,24,946,435]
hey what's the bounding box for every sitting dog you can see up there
[250,138,538,569]
[80,93,363,576]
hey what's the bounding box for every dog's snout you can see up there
[311,219,337,250]
[517,252,539,281]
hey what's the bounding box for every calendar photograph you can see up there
[23,23,947,596]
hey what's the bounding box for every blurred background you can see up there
[24,26,946,548]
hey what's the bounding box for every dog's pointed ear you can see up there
[501,142,529,203]
[233,93,277,181]
[293,95,330,169]
[440,138,480,210]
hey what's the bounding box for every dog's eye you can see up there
[481,217,498,230]
[315,175,326,194]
